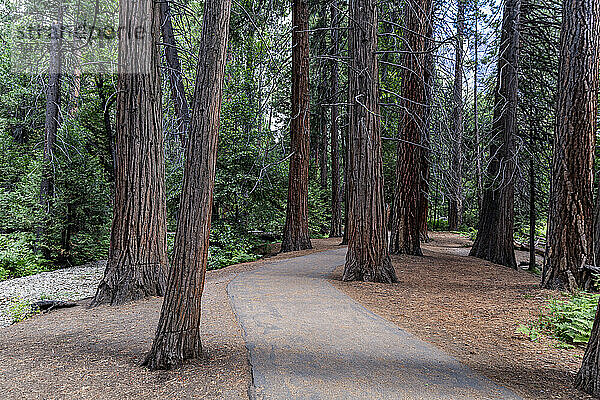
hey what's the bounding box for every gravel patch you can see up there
[0,260,106,327]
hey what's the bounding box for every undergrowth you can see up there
[517,291,600,348]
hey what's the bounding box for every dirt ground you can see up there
[331,232,593,400]
[0,238,341,400]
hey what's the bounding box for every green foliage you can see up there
[429,218,449,231]
[208,222,260,270]
[516,322,541,342]
[308,179,330,237]
[459,227,478,241]
[7,297,37,324]
[0,233,48,281]
[517,291,600,347]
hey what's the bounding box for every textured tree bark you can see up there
[159,0,190,144]
[341,116,350,245]
[389,0,432,256]
[143,0,232,370]
[578,298,600,396]
[543,0,599,293]
[38,15,63,257]
[343,0,397,283]
[419,3,435,243]
[91,0,168,306]
[317,7,328,193]
[473,0,483,212]
[469,0,520,269]
[528,150,536,271]
[329,0,342,238]
[448,0,465,232]
[281,0,312,252]
[594,181,600,267]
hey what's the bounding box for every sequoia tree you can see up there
[389,0,433,256]
[469,0,520,269]
[38,16,62,257]
[448,0,465,231]
[342,0,397,283]
[281,0,312,252]
[160,0,190,143]
[542,0,599,292]
[329,0,342,238]
[144,0,232,370]
[91,0,168,306]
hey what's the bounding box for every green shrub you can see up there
[208,222,259,270]
[7,297,37,324]
[0,233,49,281]
[459,227,477,241]
[518,291,600,347]
[429,218,448,231]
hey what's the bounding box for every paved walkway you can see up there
[227,247,522,400]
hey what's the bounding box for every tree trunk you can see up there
[159,0,190,144]
[542,0,599,292]
[389,0,432,256]
[474,0,483,212]
[317,7,328,192]
[469,0,520,269]
[143,0,232,370]
[92,0,168,306]
[38,14,63,258]
[281,0,312,252]
[595,181,600,267]
[420,3,435,243]
[329,0,342,238]
[528,136,536,271]
[342,0,397,283]
[341,112,350,245]
[448,0,465,231]
[577,297,600,396]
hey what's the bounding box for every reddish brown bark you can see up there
[343,0,397,283]
[329,0,342,238]
[448,0,465,231]
[143,0,232,370]
[281,0,312,252]
[159,0,190,144]
[389,0,433,256]
[92,0,168,306]
[543,0,599,293]
[469,0,520,269]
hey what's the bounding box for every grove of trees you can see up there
[1,0,600,394]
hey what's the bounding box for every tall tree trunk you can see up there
[329,0,342,238]
[159,0,190,144]
[595,181,600,266]
[389,0,432,256]
[317,7,328,192]
[341,111,350,245]
[528,144,536,271]
[469,0,520,269]
[342,0,397,283]
[419,2,435,243]
[542,0,599,292]
[474,0,483,211]
[143,0,232,370]
[448,0,465,231]
[281,0,312,252]
[38,14,63,257]
[92,0,168,306]
[95,76,116,181]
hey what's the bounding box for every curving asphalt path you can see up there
[227,247,522,400]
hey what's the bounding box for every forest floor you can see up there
[331,232,593,400]
[0,238,341,400]
[0,233,593,399]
